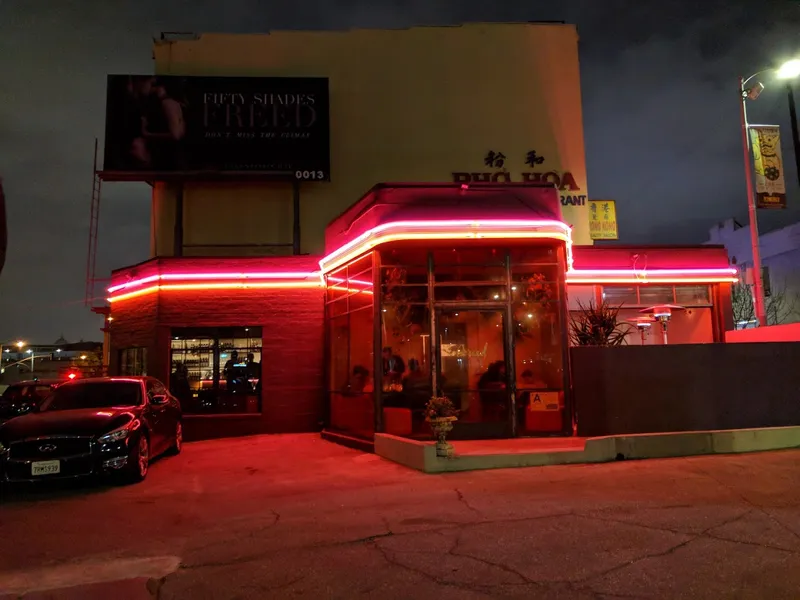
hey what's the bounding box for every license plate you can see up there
[31,460,61,476]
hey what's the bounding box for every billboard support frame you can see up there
[292,181,301,255]
[174,183,184,257]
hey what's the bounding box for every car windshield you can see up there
[40,382,142,411]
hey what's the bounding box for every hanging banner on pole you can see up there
[749,125,787,209]
[588,200,619,240]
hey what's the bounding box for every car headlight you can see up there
[98,428,131,444]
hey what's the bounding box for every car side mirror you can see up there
[151,395,168,405]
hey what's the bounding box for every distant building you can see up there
[0,339,103,385]
[707,218,800,326]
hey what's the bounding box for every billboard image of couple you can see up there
[102,75,330,180]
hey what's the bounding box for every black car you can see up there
[0,376,182,484]
[0,379,65,424]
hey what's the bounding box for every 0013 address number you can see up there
[295,170,326,180]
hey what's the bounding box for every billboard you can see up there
[102,75,330,181]
[749,125,786,209]
[588,200,618,240]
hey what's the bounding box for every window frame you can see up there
[601,284,713,307]
[169,327,263,415]
[119,347,147,376]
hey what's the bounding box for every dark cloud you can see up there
[0,0,799,342]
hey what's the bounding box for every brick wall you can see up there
[107,292,159,376]
[108,286,325,435]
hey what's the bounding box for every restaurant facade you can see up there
[99,24,737,442]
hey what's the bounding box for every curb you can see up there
[374,426,800,473]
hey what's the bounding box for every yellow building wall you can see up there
[151,23,591,257]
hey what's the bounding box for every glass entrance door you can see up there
[436,308,510,439]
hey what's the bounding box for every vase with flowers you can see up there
[425,395,459,457]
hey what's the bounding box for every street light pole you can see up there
[739,76,768,327]
[787,83,800,188]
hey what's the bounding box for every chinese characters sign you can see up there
[749,125,787,209]
[588,200,618,240]
[452,151,586,207]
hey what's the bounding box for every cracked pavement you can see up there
[2,435,800,599]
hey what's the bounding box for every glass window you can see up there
[381,264,429,303]
[438,309,506,426]
[567,285,597,311]
[432,247,505,266]
[509,245,560,265]
[432,247,507,285]
[381,302,432,435]
[348,265,374,312]
[511,262,566,435]
[329,315,350,393]
[380,247,429,267]
[326,253,376,439]
[328,297,348,317]
[638,286,676,306]
[326,265,349,304]
[675,285,711,306]
[434,285,507,302]
[349,308,374,386]
[119,347,147,376]
[602,286,638,305]
[170,327,262,415]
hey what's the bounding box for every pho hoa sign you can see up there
[452,150,586,207]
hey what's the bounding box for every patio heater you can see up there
[639,305,685,345]
[628,316,655,345]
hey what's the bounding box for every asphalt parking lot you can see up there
[2,434,800,599]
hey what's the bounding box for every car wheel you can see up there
[123,434,149,483]
[167,421,183,455]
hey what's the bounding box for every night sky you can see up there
[1,0,799,343]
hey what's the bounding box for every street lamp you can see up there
[776,60,800,189]
[739,58,800,327]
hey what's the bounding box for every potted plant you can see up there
[425,395,459,457]
[569,299,632,346]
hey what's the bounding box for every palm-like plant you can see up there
[569,300,632,346]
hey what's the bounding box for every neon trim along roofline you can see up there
[107,219,738,303]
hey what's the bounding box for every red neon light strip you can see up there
[566,276,739,284]
[568,268,737,276]
[108,271,318,294]
[566,267,738,284]
[106,222,738,303]
[318,219,575,274]
[108,281,320,303]
[107,269,738,303]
